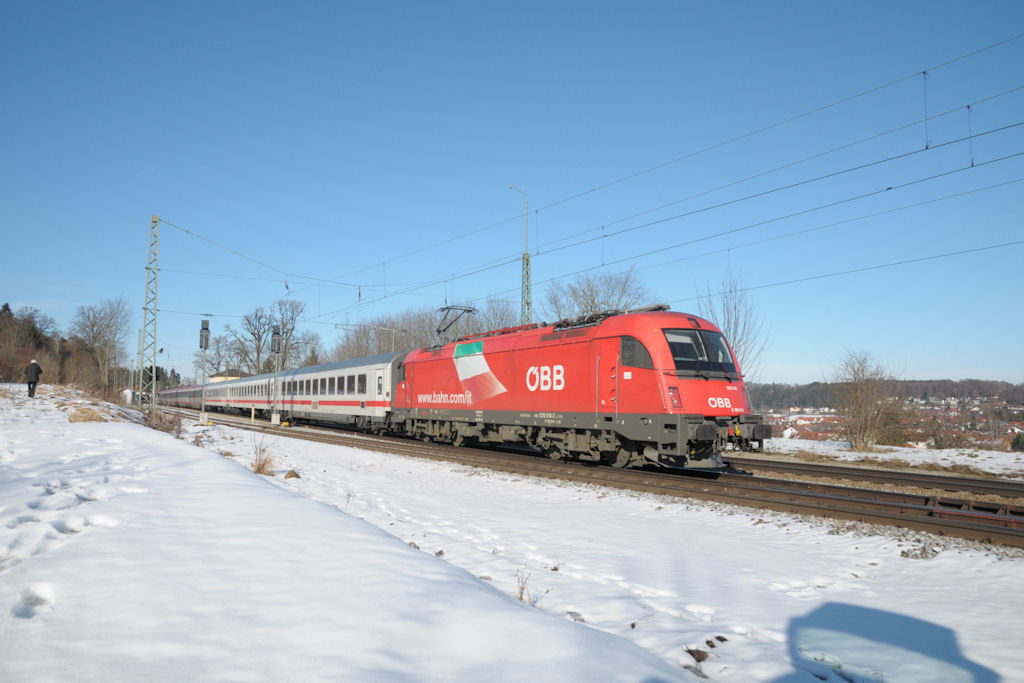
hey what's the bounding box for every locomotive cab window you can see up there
[621,336,654,369]
[663,329,737,377]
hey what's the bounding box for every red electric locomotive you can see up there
[391,305,770,469]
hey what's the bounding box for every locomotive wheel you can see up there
[609,446,636,469]
[545,446,564,461]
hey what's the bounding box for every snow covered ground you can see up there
[2,384,1022,682]
[764,436,1024,477]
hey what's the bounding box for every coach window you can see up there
[313,379,320,396]
[377,375,383,397]
[328,377,335,395]
[347,375,355,394]
[358,374,367,394]
[621,336,654,369]
[305,379,311,395]
[319,378,325,394]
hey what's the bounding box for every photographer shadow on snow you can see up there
[774,602,997,682]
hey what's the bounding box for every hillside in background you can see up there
[749,379,1024,413]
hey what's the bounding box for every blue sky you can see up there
[2,1,1022,384]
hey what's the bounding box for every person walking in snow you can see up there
[24,359,42,398]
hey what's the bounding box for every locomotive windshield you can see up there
[663,329,737,377]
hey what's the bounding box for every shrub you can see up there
[149,411,183,438]
[514,568,532,604]
[250,437,274,475]
[1012,433,1024,453]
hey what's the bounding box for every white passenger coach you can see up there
[160,352,405,429]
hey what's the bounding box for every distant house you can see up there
[210,369,248,384]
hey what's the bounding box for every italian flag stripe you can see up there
[453,341,483,358]
[452,341,506,400]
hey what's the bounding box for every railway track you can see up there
[163,407,1024,547]
[726,454,1024,499]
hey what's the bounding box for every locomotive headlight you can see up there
[668,386,683,409]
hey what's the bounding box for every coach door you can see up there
[375,369,384,414]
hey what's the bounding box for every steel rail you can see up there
[726,455,1024,498]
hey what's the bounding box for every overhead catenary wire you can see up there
[483,176,1024,302]
[154,81,1024,301]
[313,32,1024,283]
[153,32,1024,341]
[529,32,1024,216]
[312,151,1023,321]
[669,239,1024,305]
[160,173,1024,345]
[154,86,1024,307]
[534,121,1024,260]
[299,108,1024,318]
[158,218,362,291]
[538,84,1024,253]
[155,81,1024,306]
[307,126,1024,319]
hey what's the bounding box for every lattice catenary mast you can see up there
[141,215,159,418]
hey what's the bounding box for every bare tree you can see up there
[191,333,232,380]
[831,349,898,451]
[69,298,132,396]
[544,267,652,320]
[474,297,519,333]
[274,299,306,368]
[0,304,59,382]
[292,330,324,366]
[695,271,770,381]
[329,297,521,362]
[225,306,273,375]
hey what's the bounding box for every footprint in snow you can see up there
[50,516,86,534]
[12,583,55,619]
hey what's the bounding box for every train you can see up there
[159,305,772,469]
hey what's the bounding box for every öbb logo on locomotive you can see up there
[707,396,733,409]
[526,365,565,392]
